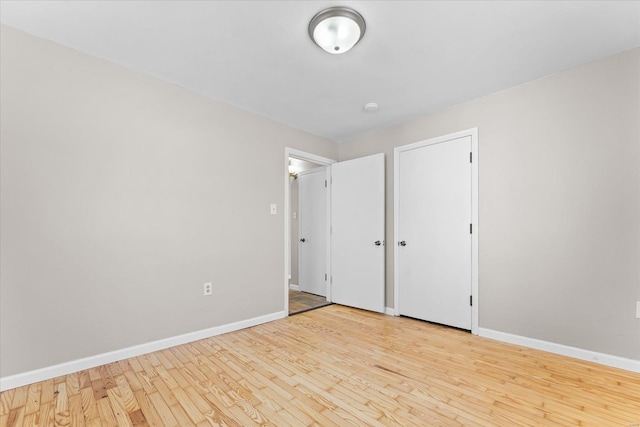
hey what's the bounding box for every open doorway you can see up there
[284,149,387,316]
[285,149,335,315]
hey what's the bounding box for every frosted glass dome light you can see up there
[309,7,366,54]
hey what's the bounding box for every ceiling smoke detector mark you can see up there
[363,102,379,112]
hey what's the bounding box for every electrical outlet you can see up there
[204,282,212,296]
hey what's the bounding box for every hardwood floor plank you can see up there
[165,368,191,390]
[91,379,108,401]
[136,357,158,379]
[115,375,139,413]
[132,390,163,427]
[53,383,69,427]
[167,347,189,367]
[6,407,24,427]
[79,387,99,423]
[36,402,53,427]
[106,388,133,427]
[145,392,177,427]
[0,390,14,418]
[127,358,144,374]
[158,350,182,371]
[99,366,116,393]
[150,378,178,411]
[200,394,241,427]
[166,402,193,426]
[107,362,123,379]
[96,395,118,427]
[123,370,143,394]
[24,382,42,416]
[199,382,234,410]
[68,394,85,427]
[66,373,81,397]
[77,370,91,390]
[171,388,205,424]
[128,409,149,427]
[152,367,178,392]
[87,368,101,383]
[9,387,28,411]
[134,372,155,395]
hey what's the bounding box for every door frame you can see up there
[393,128,479,334]
[284,148,336,315]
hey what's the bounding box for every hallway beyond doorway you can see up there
[289,289,331,315]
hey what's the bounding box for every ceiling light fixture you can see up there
[308,7,366,54]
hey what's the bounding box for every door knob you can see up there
[300,238,306,242]
[374,240,381,246]
[398,241,406,246]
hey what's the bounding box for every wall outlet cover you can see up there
[204,282,213,296]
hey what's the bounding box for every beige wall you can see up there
[0,26,338,376]
[340,48,640,360]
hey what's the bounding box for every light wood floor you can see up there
[1,305,639,427]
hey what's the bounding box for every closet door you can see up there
[396,134,473,330]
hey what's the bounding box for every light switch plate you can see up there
[270,204,277,215]
[636,301,640,319]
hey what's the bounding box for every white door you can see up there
[298,168,327,297]
[331,153,385,313]
[397,135,472,330]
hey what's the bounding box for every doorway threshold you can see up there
[289,289,332,315]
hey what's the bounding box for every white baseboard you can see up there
[384,307,396,316]
[478,328,640,373]
[0,310,286,392]
[289,284,299,291]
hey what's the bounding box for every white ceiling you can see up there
[1,1,639,142]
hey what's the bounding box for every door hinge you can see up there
[325,180,327,188]
[470,152,472,163]
[470,223,472,234]
[324,273,327,281]
[470,295,473,306]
